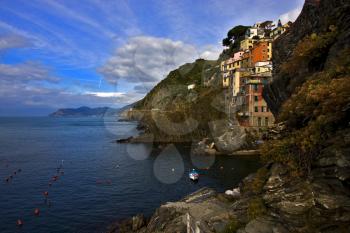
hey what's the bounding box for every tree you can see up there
[222,25,249,47]
[260,20,273,29]
[222,37,232,47]
[227,25,249,41]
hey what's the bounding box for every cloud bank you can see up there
[99,36,221,93]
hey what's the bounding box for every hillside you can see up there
[49,106,119,117]
[128,59,242,145]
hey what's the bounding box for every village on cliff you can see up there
[220,20,292,128]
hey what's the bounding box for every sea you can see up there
[0,117,261,233]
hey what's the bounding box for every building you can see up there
[232,68,251,97]
[245,23,266,39]
[220,20,292,128]
[221,58,235,88]
[270,20,292,40]
[250,40,272,64]
[241,51,252,68]
[240,38,258,51]
[220,51,245,88]
[254,61,272,76]
[233,51,244,61]
[238,75,275,127]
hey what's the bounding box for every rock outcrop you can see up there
[112,188,235,233]
[112,145,350,232]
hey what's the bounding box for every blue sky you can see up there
[0,0,303,116]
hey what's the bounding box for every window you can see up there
[253,84,258,91]
[265,117,269,126]
[258,117,262,126]
[267,107,270,112]
[261,106,266,112]
[254,96,259,102]
[255,106,259,112]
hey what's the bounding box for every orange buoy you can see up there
[34,208,40,216]
[43,191,49,197]
[16,219,23,227]
[52,176,58,181]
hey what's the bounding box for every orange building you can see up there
[237,75,275,127]
[250,41,272,65]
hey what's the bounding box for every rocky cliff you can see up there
[264,0,350,115]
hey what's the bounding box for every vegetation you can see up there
[221,25,249,58]
[133,59,228,142]
[221,217,241,233]
[261,27,350,176]
[222,25,249,47]
[242,167,269,194]
[247,197,267,220]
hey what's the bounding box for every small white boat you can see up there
[189,169,199,181]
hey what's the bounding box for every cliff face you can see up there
[264,0,350,115]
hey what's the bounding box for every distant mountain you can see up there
[49,106,119,117]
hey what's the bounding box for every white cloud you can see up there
[86,91,125,98]
[99,36,221,92]
[278,6,302,24]
[0,34,29,50]
[0,62,59,83]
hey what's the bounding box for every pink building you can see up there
[233,51,244,61]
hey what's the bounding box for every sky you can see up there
[0,0,304,116]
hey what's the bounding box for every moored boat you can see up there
[189,169,199,181]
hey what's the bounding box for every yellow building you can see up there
[240,38,257,51]
[220,58,241,88]
[221,59,234,88]
[233,69,250,97]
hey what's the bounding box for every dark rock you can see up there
[237,217,289,233]
[116,137,134,143]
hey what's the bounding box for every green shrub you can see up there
[247,198,267,221]
[221,217,241,233]
[243,167,269,194]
